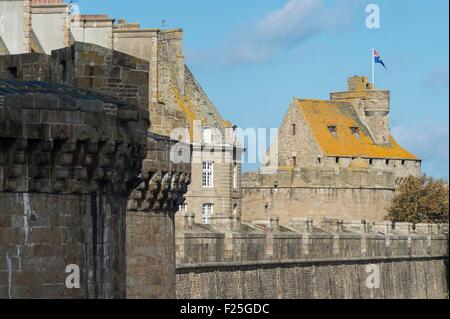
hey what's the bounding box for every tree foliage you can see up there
[386,175,449,224]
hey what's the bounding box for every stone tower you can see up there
[331,76,391,145]
[0,80,148,298]
[0,43,191,299]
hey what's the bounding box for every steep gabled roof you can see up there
[294,98,418,160]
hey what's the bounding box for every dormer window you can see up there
[350,127,360,138]
[328,126,337,136]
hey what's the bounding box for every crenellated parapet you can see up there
[176,218,449,299]
[176,217,449,265]
[0,80,148,195]
[127,134,191,214]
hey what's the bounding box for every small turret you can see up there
[331,76,391,146]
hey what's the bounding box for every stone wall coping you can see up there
[272,233,303,239]
[180,232,225,239]
[114,28,160,34]
[176,255,448,271]
[231,233,267,239]
[242,186,396,191]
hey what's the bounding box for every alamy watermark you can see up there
[65,264,80,289]
[365,264,380,289]
[366,4,381,29]
[169,121,279,170]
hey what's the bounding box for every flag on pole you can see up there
[373,49,387,69]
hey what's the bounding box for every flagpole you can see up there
[372,48,375,90]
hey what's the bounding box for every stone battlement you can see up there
[176,214,448,265]
[0,80,148,195]
[243,166,395,189]
[176,216,448,300]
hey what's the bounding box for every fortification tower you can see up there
[0,43,192,299]
[0,79,148,298]
[331,76,391,145]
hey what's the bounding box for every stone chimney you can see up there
[0,0,32,54]
[159,29,185,96]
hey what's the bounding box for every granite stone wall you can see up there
[126,133,191,299]
[176,219,449,299]
[242,168,396,224]
[0,79,148,298]
[176,256,448,299]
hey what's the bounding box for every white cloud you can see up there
[223,0,356,65]
[392,121,449,179]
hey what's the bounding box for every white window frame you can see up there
[202,203,214,224]
[202,161,214,188]
[203,127,212,144]
[178,203,187,212]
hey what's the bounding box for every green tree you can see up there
[386,175,449,224]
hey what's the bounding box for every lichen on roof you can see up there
[222,120,235,128]
[295,98,417,160]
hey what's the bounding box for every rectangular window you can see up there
[292,124,296,135]
[202,161,214,187]
[203,128,212,144]
[178,203,187,212]
[202,203,214,224]
[292,156,297,167]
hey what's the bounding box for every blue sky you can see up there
[76,0,449,179]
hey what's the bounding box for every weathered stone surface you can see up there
[0,78,149,299]
[126,133,191,299]
[176,219,449,299]
[0,42,194,299]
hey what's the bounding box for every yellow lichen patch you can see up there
[295,99,417,160]
[349,157,369,169]
[172,86,197,138]
[222,120,234,128]
[77,51,106,65]
[277,165,293,172]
